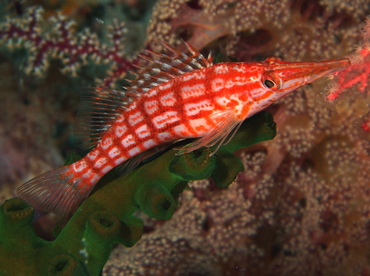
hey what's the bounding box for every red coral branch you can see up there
[327,18,370,101]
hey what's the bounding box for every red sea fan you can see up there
[327,18,370,101]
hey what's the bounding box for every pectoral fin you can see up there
[176,110,242,155]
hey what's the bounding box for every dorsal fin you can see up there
[75,88,128,149]
[124,41,213,99]
[75,41,212,150]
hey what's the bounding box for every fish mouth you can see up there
[302,58,351,83]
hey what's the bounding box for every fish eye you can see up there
[262,75,280,91]
[264,79,275,89]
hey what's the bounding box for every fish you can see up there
[17,41,351,218]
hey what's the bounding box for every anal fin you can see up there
[116,143,172,175]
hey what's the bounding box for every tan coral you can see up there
[147,0,290,53]
[105,1,370,274]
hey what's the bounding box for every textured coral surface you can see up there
[106,1,370,275]
[1,0,370,275]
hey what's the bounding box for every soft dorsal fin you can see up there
[75,88,128,149]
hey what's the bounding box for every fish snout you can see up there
[304,58,351,84]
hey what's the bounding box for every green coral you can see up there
[0,111,275,275]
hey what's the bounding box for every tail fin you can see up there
[17,166,92,218]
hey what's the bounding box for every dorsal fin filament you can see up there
[124,41,213,97]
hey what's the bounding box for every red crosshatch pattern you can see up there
[69,63,259,191]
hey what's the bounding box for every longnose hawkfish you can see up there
[17,41,350,218]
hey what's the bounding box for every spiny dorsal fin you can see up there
[124,41,213,98]
[75,88,128,149]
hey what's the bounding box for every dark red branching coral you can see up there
[0,6,137,87]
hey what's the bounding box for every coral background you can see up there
[1,0,370,275]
